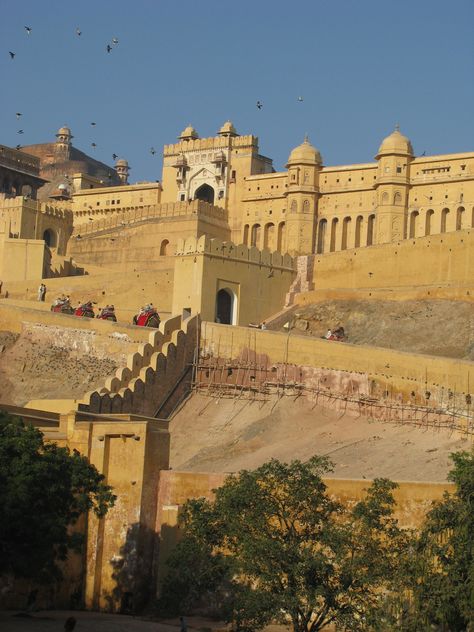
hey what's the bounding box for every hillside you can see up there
[279,299,474,360]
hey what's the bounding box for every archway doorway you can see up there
[43,228,57,248]
[215,288,235,325]
[194,184,215,204]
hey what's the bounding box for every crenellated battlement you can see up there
[163,134,258,156]
[0,196,73,220]
[81,314,199,417]
[72,199,227,236]
[176,235,294,270]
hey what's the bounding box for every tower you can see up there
[375,127,414,243]
[115,158,130,185]
[285,137,322,255]
[55,126,73,159]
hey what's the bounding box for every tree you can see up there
[161,457,408,632]
[0,411,115,583]
[392,449,474,631]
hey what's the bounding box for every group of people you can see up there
[324,326,346,341]
[51,294,71,308]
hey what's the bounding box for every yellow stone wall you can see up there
[171,236,295,325]
[309,228,473,291]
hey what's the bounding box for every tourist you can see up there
[325,329,332,339]
[180,616,187,632]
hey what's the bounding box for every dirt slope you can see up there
[282,299,474,360]
[0,331,117,406]
[170,393,467,482]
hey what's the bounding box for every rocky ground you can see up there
[280,299,474,360]
[0,331,118,406]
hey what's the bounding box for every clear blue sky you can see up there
[1,0,473,181]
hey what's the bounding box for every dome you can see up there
[56,126,72,137]
[179,125,199,140]
[218,120,238,136]
[377,127,413,158]
[286,136,322,166]
[115,158,129,167]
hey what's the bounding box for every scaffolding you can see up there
[191,351,474,436]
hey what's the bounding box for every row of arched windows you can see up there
[316,214,375,254]
[409,206,474,238]
[242,222,286,251]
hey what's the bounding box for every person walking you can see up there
[37,283,43,301]
[41,283,46,302]
[179,616,187,632]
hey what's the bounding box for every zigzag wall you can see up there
[81,314,199,418]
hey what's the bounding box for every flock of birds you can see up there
[6,25,305,165]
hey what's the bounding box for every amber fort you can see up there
[0,121,473,610]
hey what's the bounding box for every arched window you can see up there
[194,183,215,204]
[290,200,297,214]
[367,214,375,246]
[303,199,311,214]
[215,288,236,325]
[317,219,327,254]
[264,222,275,249]
[456,206,465,230]
[382,192,389,204]
[330,217,339,252]
[43,228,57,248]
[243,224,249,245]
[409,211,419,238]
[159,239,169,256]
[394,191,402,205]
[251,223,261,247]
[277,222,286,251]
[425,210,434,236]
[440,208,449,233]
[354,215,363,248]
[341,217,351,250]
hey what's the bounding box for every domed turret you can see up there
[217,120,238,137]
[179,125,199,141]
[55,126,73,145]
[115,158,130,185]
[376,126,413,158]
[286,136,322,167]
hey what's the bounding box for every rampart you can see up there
[198,322,474,426]
[81,314,199,419]
[72,199,228,237]
[163,134,258,156]
[310,228,474,292]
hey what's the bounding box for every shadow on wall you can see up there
[102,522,178,614]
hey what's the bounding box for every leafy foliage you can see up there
[0,411,115,582]
[160,457,407,631]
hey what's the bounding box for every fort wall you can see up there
[199,322,474,415]
[172,236,295,325]
[309,228,473,292]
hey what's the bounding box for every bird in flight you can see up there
[112,153,118,160]
[106,44,112,53]
[17,129,24,134]
[150,147,156,155]
[9,51,15,59]
[256,101,263,110]
[91,122,96,126]
[24,26,32,35]
[297,96,304,102]
[16,112,22,119]
[76,28,82,36]
[112,37,119,44]
[91,142,97,148]
[15,144,22,150]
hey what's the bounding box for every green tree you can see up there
[161,457,408,632]
[394,449,474,631]
[0,411,115,583]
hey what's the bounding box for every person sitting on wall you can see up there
[324,329,332,339]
